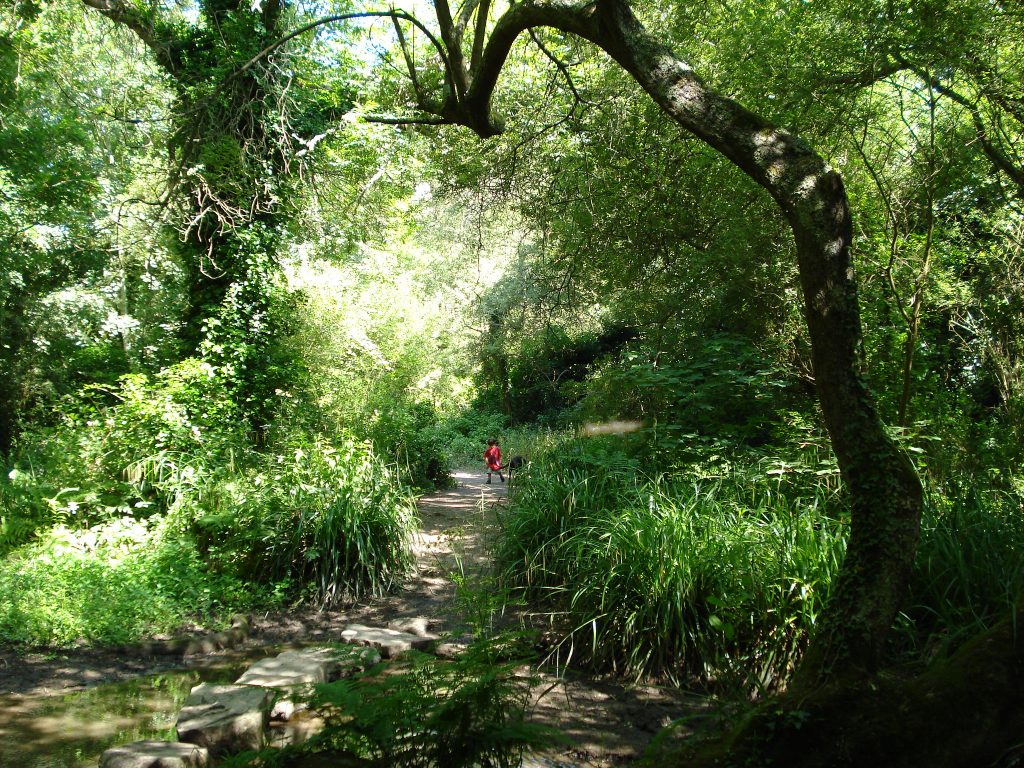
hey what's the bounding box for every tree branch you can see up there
[433,0,470,102]
[463,0,598,137]
[470,0,491,74]
[895,57,1024,194]
[819,57,906,90]
[80,0,176,72]
[391,14,427,109]
[362,114,453,126]
[231,10,453,90]
[820,51,1024,195]
[456,0,481,37]
[529,28,585,109]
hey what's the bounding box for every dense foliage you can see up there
[1,6,1022,765]
[495,435,1023,694]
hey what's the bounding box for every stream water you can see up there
[0,658,251,768]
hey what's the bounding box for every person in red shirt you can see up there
[484,438,504,484]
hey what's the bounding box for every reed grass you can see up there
[495,453,843,692]
[496,444,1024,693]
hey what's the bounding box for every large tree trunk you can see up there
[461,0,923,686]
[683,608,1024,768]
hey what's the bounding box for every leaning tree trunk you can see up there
[458,0,923,687]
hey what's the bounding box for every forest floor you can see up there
[0,469,710,766]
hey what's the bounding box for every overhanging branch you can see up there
[896,58,1024,194]
[230,10,454,90]
[81,0,176,72]
[363,114,453,126]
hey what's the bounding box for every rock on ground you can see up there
[99,740,208,768]
[175,683,273,756]
[340,624,437,658]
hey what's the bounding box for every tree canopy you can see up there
[2,0,1023,764]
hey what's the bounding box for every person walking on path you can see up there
[484,438,505,484]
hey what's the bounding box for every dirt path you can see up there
[0,469,708,765]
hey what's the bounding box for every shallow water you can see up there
[0,660,248,768]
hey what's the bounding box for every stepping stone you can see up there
[388,616,441,638]
[175,683,273,756]
[268,710,326,748]
[340,624,435,658]
[99,740,208,768]
[434,639,473,659]
[236,647,347,688]
[237,646,380,724]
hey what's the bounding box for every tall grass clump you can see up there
[179,435,417,607]
[497,433,1024,693]
[898,479,1024,659]
[495,443,845,693]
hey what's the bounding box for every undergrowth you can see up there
[0,359,417,647]
[299,643,553,768]
[495,445,843,693]
[496,436,1024,694]
[0,516,257,646]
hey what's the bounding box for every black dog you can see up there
[506,455,525,483]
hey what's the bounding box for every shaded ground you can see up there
[0,469,708,766]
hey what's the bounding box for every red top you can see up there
[484,445,502,471]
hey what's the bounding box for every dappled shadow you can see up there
[0,651,186,697]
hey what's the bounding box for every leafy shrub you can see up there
[578,333,799,460]
[441,409,509,467]
[0,516,256,646]
[367,400,452,489]
[2,358,243,540]
[497,435,1024,692]
[1,361,418,642]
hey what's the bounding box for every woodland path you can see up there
[374,469,710,767]
[0,470,707,766]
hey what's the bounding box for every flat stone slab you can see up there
[175,683,273,756]
[236,648,341,688]
[388,616,442,638]
[99,740,208,768]
[340,624,435,658]
[237,646,382,690]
